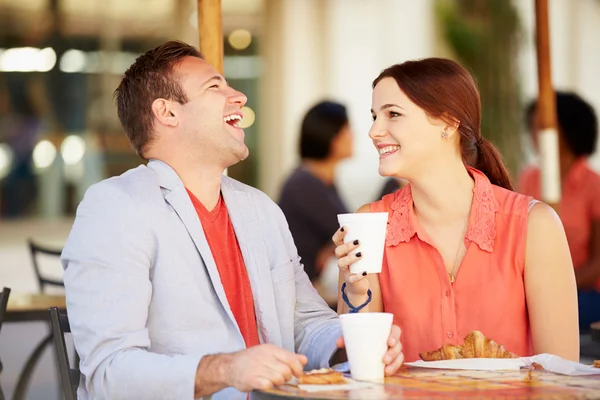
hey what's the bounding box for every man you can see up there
[61,41,403,400]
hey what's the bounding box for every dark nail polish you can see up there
[341,227,345,232]
[356,252,362,258]
[362,271,367,276]
[353,240,359,245]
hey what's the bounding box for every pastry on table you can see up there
[594,360,600,368]
[420,330,518,361]
[419,344,463,361]
[297,368,347,384]
[461,330,518,359]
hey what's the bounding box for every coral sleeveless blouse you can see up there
[370,168,534,362]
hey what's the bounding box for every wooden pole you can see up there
[197,0,227,176]
[197,0,224,74]
[534,0,561,208]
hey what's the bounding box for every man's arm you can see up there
[63,183,202,399]
[268,201,342,370]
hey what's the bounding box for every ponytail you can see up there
[474,139,513,190]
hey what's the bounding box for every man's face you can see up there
[172,56,249,168]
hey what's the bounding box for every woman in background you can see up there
[519,92,600,335]
[279,101,353,301]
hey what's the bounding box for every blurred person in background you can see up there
[377,177,407,199]
[278,101,352,305]
[519,92,600,340]
[0,74,41,217]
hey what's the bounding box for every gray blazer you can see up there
[61,160,341,400]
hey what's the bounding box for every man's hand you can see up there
[225,344,307,392]
[194,344,308,397]
[335,324,403,376]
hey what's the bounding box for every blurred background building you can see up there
[0,0,600,398]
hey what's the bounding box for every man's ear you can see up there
[152,99,179,128]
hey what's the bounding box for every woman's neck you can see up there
[409,159,475,226]
[560,151,577,180]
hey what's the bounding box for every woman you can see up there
[519,92,600,334]
[279,101,352,289]
[333,58,579,363]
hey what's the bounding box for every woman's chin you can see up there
[379,163,402,178]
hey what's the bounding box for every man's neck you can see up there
[171,161,225,212]
[303,159,337,185]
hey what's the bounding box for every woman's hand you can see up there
[332,227,370,302]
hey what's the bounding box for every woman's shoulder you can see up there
[491,184,534,218]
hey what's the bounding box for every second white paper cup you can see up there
[337,212,388,274]
[340,312,393,381]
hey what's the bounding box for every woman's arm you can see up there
[335,204,383,314]
[524,203,580,361]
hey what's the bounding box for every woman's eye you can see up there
[371,115,377,121]
[389,111,401,118]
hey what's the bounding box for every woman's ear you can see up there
[442,114,461,139]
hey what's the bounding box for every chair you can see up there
[27,239,64,292]
[0,287,11,400]
[49,307,80,400]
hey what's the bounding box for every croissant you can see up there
[419,344,463,361]
[462,331,517,359]
[420,330,517,361]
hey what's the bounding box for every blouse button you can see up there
[445,290,451,297]
[447,331,454,338]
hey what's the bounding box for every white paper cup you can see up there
[340,312,393,381]
[337,212,388,274]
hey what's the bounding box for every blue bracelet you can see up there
[341,282,372,313]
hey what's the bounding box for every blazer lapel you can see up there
[147,160,238,333]
[221,177,283,346]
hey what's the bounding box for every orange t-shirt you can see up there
[518,158,600,290]
[370,168,533,362]
[188,190,260,348]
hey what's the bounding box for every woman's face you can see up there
[330,123,354,160]
[369,77,447,179]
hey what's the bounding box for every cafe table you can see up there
[254,366,600,399]
[5,293,66,400]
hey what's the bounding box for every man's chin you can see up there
[225,144,249,168]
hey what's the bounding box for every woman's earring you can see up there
[441,128,449,139]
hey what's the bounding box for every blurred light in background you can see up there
[240,106,255,129]
[61,135,86,165]
[223,56,261,79]
[0,144,14,180]
[59,49,86,73]
[0,47,56,72]
[228,29,252,50]
[59,50,139,74]
[33,140,57,170]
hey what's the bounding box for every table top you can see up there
[5,293,66,322]
[256,367,600,399]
